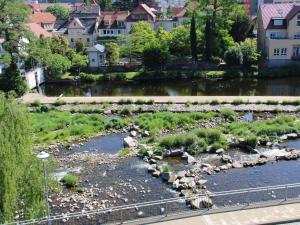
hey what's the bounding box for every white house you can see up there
[87,44,106,68]
[0,38,6,74]
[23,67,45,89]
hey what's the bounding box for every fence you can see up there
[6,182,300,225]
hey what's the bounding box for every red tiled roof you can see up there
[171,7,187,17]
[26,23,51,37]
[98,11,129,29]
[260,3,300,29]
[140,4,156,19]
[29,12,56,25]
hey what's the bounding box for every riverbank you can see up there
[22,93,300,105]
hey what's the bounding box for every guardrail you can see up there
[6,182,300,225]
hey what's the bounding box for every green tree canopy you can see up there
[72,53,88,74]
[169,25,190,58]
[75,39,84,53]
[105,42,120,66]
[230,10,252,43]
[142,43,170,70]
[45,54,71,78]
[45,4,69,19]
[0,93,45,223]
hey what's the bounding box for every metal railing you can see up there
[6,182,300,225]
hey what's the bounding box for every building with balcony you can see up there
[257,3,300,66]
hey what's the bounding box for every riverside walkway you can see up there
[148,202,300,225]
[21,93,300,104]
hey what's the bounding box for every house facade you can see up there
[0,38,6,74]
[87,44,106,68]
[257,3,300,66]
[29,12,56,32]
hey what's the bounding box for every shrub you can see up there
[135,99,146,105]
[79,72,100,82]
[239,39,260,66]
[120,107,131,116]
[40,105,51,112]
[118,147,132,157]
[30,100,41,107]
[105,118,128,130]
[61,174,78,188]
[224,46,243,66]
[185,101,192,107]
[210,100,220,105]
[266,100,279,105]
[162,164,172,173]
[138,147,148,156]
[244,136,258,148]
[118,99,133,105]
[53,99,66,106]
[76,187,85,193]
[231,99,244,105]
[153,146,165,155]
[220,108,235,120]
[146,99,155,105]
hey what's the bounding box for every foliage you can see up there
[45,54,71,78]
[142,43,170,70]
[224,46,243,66]
[96,0,112,10]
[0,59,28,96]
[135,112,217,134]
[169,25,190,57]
[53,100,66,106]
[105,42,120,66]
[0,93,45,222]
[162,164,172,173]
[72,54,88,74]
[190,14,197,62]
[219,108,236,120]
[239,39,260,66]
[230,11,252,42]
[118,147,132,157]
[31,112,106,144]
[61,174,78,188]
[105,118,128,130]
[30,100,41,107]
[45,4,69,19]
[244,136,258,148]
[75,39,84,53]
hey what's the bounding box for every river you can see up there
[41,77,300,96]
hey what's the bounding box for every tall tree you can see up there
[45,4,69,20]
[190,13,198,63]
[0,0,31,95]
[0,93,45,223]
[105,42,120,66]
[96,0,112,10]
[230,11,252,42]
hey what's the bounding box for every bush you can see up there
[244,136,258,148]
[118,147,132,157]
[40,105,51,112]
[61,174,78,188]
[138,147,148,156]
[118,99,133,105]
[266,100,279,105]
[210,100,220,105]
[239,39,260,66]
[53,100,66,106]
[105,118,128,130]
[79,72,100,82]
[120,107,131,116]
[30,100,41,107]
[231,99,244,105]
[220,108,235,120]
[224,46,243,66]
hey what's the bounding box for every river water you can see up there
[41,77,300,96]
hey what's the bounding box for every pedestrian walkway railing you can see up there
[6,182,300,225]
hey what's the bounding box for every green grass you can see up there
[219,108,236,120]
[134,111,217,134]
[159,128,228,155]
[61,174,78,188]
[31,112,106,144]
[118,147,132,157]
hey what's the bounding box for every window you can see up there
[71,38,74,43]
[281,48,287,55]
[273,19,284,26]
[173,22,177,28]
[104,20,110,26]
[87,38,90,42]
[273,48,280,56]
[297,14,300,26]
[118,30,121,34]
[92,58,95,62]
[103,30,106,34]
[110,30,113,34]
[294,33,300,39]
[270,32,286,39]
[117,21,125,27]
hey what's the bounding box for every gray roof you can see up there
[56,17,97,35]
[87,44,105,52]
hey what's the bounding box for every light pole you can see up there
[37,151,51,225]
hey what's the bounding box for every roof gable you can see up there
[29,12,56,24]
[87,44,105,52]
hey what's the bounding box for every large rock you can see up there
[152,170,161,177]
[187,155,196,164]
[216,148,225,155]
[176,170,186,179]
[130,130,137,137]
[222,155,232,163]
[167,174,177,184]
[287,133,298,139]
[164,148,184,157]
[232,161,243,168]
[161,172,172,181]
[196,179,207,186]
[147,165,156,173]
[123,136,138,148]
[190,197,213,209]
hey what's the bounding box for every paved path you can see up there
[21,93,300,104]
[148,203,300,225]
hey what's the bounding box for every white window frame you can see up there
[273,19,284,26]
[273,48,280,56]
[294,33,300,39]
[281,48,287,56]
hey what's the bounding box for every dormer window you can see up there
[273,19,284,26]
[117,21,125,28]
[104,20,110,26]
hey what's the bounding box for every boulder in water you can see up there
[123,136,138,148]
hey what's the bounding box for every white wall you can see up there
[24,67,45,89]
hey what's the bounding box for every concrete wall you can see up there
[88,51,106,68]
[24,67,45,89]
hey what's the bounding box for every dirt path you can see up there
[21,93,300,104]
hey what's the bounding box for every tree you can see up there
[45,4,69,20]
[0,0,30,95]
[230,11,252,42]
[169,25,190,58]
[105,42,120,66]
[142,44,170,70]
[49,36,69,56]
[0,59,28,96]
[72,54,88,74]
[240,38,260,66]
[123,22,156,61]
[224,46,243,66]
[75,39,84,53]
[96,0,112,10]
[190,13,198,62]
[156,27,172,49]
[195,0,239,60]
[0,93,45,223]
[45,54,71,78]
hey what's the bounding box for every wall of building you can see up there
[24,67,45,89]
